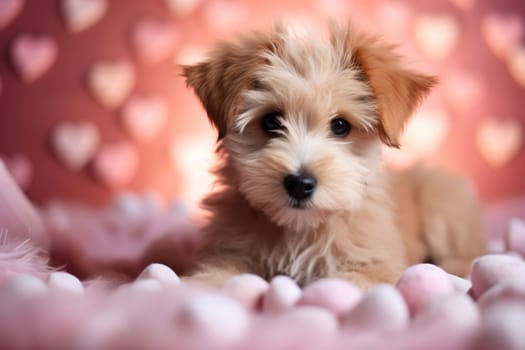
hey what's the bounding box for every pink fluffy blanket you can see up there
[1,162,525,350]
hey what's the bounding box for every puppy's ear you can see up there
[334,24,437,148]
[182,34,277,140]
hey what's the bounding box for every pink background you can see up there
[0,0,524,209]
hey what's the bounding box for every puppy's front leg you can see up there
[185,256,250,287]
[334,261,404,290]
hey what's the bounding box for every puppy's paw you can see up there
[183,271,233,287]
[334,263,402,290]
[184,259,248,287]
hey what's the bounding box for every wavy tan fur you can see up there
[182,22,486,289]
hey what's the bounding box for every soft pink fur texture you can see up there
[0,239,51,284]
[0,162,52,283]
[43,196,199,279]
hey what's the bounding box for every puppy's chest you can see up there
[252,231,338,286]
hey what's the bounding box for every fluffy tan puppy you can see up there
[182,22,486,289]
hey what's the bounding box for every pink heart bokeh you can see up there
[375,1,413,40]
[0,0,24,29]
[130,18,179,64]
[93,141,139,188]
[482,13,524,59]
[51,121,100,171]
[507,46,525,88]
[121,94,168,142]
[11,34,58,83]
[165,0,203,16]
[61,0,108,33]
[413,14,460,61]
[443,70,484,111]
[87,60,136,109]
[476,118,523,168]
[202,0,248,35]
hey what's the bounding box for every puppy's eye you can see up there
[330,117,352,137]
[261,112,284,135]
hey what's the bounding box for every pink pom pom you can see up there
[298,278,362,317]
[477,280,525,311]
[262,275,302,313]
[396,264,455,316]
[475,301,525,350]
[412,294,480,333]
[342,284,409,332]
[128,279,163,292]
[275,306,339,335]
[3,274,48,298]
[222,274,269,309]
[47,272,84,294]
[175,292,250,346]
[137,263,180,285]
[470,254,525,298]
[448,273,472,294]
[72,305,129,350]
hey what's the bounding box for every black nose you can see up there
[283,173,317,201]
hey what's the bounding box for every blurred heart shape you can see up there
[403,109,450,156]
[448,0,475,11]
[130,17,179,64]
[443,70,484,111]
[165,0,202,16]
[11,34,58,83]
[375,1,413,38]
[61,0,107,33]
[1,154,33,190]
[0,0,23,29]
[93,141,139,188]
[476,118,522,168]
[121,94,168,142]
[87,60,135,109]
[507,46,525,88]
[51,121,100,171]
[383,109,450,168]
[414,14,460,61]
[202,0,247,35]
[482,13,524,60]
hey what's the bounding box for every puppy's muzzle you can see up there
[283,173,317,202]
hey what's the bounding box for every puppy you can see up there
[182,22,486,289]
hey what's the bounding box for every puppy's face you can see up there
[184,24,436,231]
